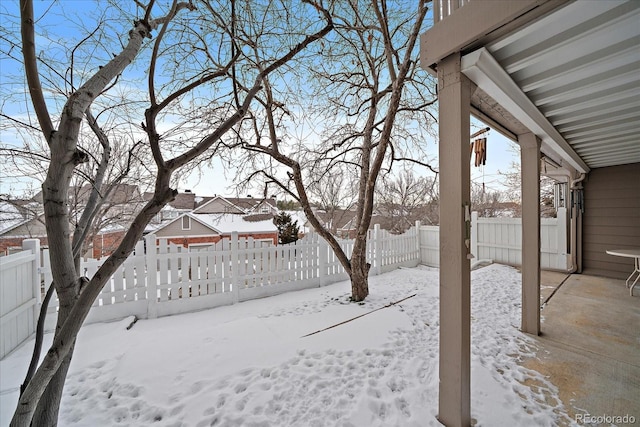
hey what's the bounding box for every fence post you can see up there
[318,233,328,286]
[556,207,568,270]
[373,224,382,276]
[22,239,41,330]
[471,211,478,259]
[230,232,239,303]
[414,221,421,262]
[145,234,158,319]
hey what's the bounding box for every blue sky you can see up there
[0,0,519,200]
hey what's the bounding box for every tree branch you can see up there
[20,0,54,142]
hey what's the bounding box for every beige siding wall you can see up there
[582,163,640,279]
[1,218,47,237]
[196,199,243,214]
[155,217,218,238]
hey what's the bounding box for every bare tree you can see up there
[307,166,358,234]
[375,168,438,232]
[233,0,434,301]
[471,181,510,217]
[11,0,333,425]
[498,160,557,217]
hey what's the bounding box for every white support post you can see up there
[437,52,472,427]
[230,232,239,303]
[145,234,158,319]
[22,239,41,329]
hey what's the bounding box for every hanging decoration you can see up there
[469,127,489,168]
[470,127,490,202]
[472,138,487,167]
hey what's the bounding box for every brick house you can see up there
[0,199,47,255]
[150,195,279,248]
[0,184,144,257]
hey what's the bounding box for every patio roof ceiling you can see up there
[460,0,640,173]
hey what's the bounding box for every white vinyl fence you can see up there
[0,240,40,359]
[1,211,569,358]
[419,208,569,270]
[1,225,420,357]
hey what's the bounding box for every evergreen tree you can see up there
[275,211,300,244]
[276,199,300,210]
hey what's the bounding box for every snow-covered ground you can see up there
[0,264,575,426]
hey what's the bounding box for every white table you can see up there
[606,249,640,296]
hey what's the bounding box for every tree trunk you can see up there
[350,237,370,301]
[29,285,77,427]
[30,345,74,426]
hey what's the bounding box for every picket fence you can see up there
[419,208,569,270]
[0,240,40,359]
[1,212,568,359]
[0,225,419,358]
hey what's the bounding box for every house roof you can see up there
[152,212,277,236]
[145,191,197,210]
[0,196,46,235]
[312,208,357,231]
[195,213,277,233]
[194,195,277,214]
[0,201,30,234]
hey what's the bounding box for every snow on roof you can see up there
[0,202,29,234]
[194,213,277,234]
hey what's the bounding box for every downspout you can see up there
[568,173,586,273]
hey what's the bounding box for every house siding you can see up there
[196,199,244,214]
[155,217,215,237]
[582,163,640,279]
[0,218,47,238]
[0,236,48,255]
[0,217,48,255]
[91,230,127,259]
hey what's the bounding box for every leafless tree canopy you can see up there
[227,0,436,302]
[6,1,334,425]
[376,168,438,232]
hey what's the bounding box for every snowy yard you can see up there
[0,264,574,426]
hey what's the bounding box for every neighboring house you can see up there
[146,189,199,224]
[420,0,640,424]
[194,195,278,216]
[152,212,278,249]
[311,208,359,238]
[82,184,146,258]
[0,199,46,255]
[0,184,146,258]
[149,195,279,248]
[307,206,430,238]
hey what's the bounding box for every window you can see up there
[189,243,212,252]
[161,210,179,221]
[261,206,270,214]
[181,216,191,230]
[257,238,273,247]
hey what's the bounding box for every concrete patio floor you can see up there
[523,270,640,426]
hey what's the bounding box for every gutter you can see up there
[567,173,586,274]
